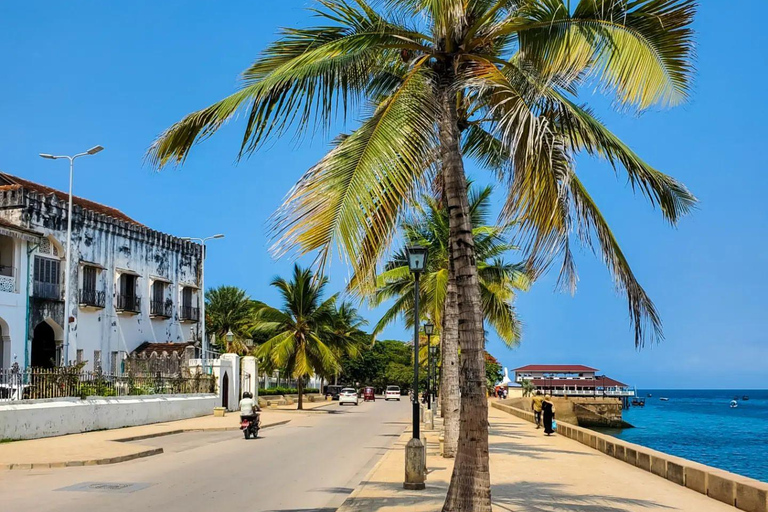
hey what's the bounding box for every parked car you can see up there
[385,385,401,401]
[363,386,376,402]
[324,385,344,400]
[339,388,359,406]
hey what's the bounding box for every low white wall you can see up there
[0,394,216,440]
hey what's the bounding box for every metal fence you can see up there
[0,365,215,402]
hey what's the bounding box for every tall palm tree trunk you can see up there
[297,376,304,410]
[438,82,491,512]
[441,263,460,457]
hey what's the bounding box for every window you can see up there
[93,350,102,371]
[76,349,83,364]
[79,265,105,308]
[150,281,171,317]
[33,257,60,299]
[117,274,140,313]
[180,286,199,321]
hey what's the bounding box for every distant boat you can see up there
[742,396,749,401]
[730,400,738,408]
[660,397,669,401]
[647,393,653,398]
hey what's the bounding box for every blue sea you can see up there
[595,389,768,483]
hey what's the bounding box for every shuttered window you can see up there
[82,266,97,293]
[34,257,60,284]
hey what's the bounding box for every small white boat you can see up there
[660,397,669,401]
[730,400,738,408]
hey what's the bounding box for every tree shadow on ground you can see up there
[307,486,354,494]
[492,481,676,512]
[490,441,594,459]
[313,480,675,512]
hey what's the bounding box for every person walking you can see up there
[542,395,556,436]
[531,392,544,429]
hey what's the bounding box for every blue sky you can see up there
[1,2,766,388]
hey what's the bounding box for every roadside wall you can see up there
[492,402,768,512]
[0,394,216,440]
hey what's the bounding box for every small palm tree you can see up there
[253,265,361,409]
[520,379,536,398]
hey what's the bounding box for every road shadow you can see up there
[308,486,354,494]
[490,442,593,459]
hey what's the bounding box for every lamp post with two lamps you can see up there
[404,245,428,490]
[180,234,224,373]
[39,146,104,366]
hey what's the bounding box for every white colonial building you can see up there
[0,172,203,372]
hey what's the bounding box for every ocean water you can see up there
[595,389,768,483]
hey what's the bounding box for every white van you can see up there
[385,385,401,401]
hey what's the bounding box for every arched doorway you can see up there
[221,372,229,409]
[31,322,56,368]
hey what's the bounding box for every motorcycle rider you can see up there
[239,392,260,416]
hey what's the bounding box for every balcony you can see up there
[116,294,141,314]
[150,300,173,318]
[180,305,200,322]
[33,280,61,300]
[79,289,106,308]
[0,265,16,293]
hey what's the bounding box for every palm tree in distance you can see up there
[205,286,257,353]
[253,265,362,410]
[520,379,536,398]
[369,184,530,456]
[148,2,697,509]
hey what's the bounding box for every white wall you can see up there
[0,394,216,440]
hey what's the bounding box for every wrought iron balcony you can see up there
[116,294,141,314]
[79,289,106,308]
[33,280,61,300]
[150,300,173,318]
[180,305,200,322]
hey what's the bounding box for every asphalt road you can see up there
[0,398,411,512]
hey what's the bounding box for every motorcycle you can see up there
[240,412,261,439]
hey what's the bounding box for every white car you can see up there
[338,388,359,406]
[385,385,401,401]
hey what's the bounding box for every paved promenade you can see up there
[339,406,737,512]
[0,401,332,469]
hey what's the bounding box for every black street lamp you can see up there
[406,245,428,440]
[424,322,435,410]
[429,344,438,410]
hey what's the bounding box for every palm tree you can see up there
[369,184,530,456]
[148,2,696,509]
[520,379,536,398]
[205,286,257,353]
[325,301,370,385]
[253,265,360,410]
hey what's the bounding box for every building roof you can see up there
[530,375,629,388]
[514,364,599,373]
[0,172,143,226]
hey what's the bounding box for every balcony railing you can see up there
[33,280,61,300]
[116,294,141,313]
[180,305,200,322]
[150,300,173,318]
[0,266,16,293]
[79,289,106,308]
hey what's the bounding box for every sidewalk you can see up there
[338,406,736,512]
[0,408,299,470]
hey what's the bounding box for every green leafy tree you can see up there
[485,352,504,394]
[520,379,536,398]
[205,286,257,353]
[253,265,360,409]
[148,2,696,508]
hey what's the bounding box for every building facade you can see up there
[0,173,203,372]
[513,364,634,398]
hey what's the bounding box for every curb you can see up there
[336,430,411,512]
[0,419,292,471]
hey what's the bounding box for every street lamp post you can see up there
[424,322,434,410]
[180,234,224,374]
[40,146,104,366]
[429,344,438,410]
[404,245,427,491]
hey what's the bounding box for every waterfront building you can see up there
[0,172,203,372]
[513,364,634,398]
